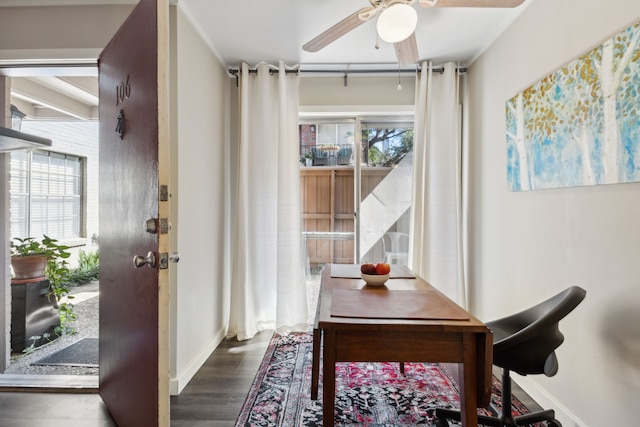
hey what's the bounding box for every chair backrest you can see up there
[338,147,352,158]
[488,286,586,376]
[312,147,327,158]
[382,232,409,254]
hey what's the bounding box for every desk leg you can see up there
[311,327,320,400]
[460,333,479,427]
[322,329,336,427]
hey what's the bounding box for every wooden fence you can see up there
[301,166,390,266]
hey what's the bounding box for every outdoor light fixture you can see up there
[10,105,26,131]
[376,3,418,43]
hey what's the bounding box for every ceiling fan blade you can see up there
[419,0,525,7]
[303,7,376,53]
[394,33,419,67]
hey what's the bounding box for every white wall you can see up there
[467,0,640,425]
[169,6,229,395]
[300,75,415,114]
[0,152,8,371]
[1,77,11,371]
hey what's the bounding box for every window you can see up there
[299,122,354,166]
[298,118,414,266]
[10,150,84,240]
[361,122,413,167]
[359,122,413,264]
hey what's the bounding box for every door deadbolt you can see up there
[133,251,156,268]
[144,218,171,234]
[144,218,169,234]
[144,218,158,234]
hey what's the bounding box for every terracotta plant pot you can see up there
[11,255,48,282]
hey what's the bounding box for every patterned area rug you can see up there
[236,333,538,426]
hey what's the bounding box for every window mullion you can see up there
[26,151,32,237]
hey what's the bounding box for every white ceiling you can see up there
[1,0,532,121]
[181,0,531,69]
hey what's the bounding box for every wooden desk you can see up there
[311,264,492,427]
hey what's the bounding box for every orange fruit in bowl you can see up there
[375,262,391,275]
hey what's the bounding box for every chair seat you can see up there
[384,251,408,264]
[382,232,409,265]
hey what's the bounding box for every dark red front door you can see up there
[98,0,170,425]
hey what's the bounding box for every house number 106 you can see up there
[116,75,131,106]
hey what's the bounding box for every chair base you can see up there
[434,368,562,427]
[434,406,561,427]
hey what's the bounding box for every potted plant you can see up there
[10,236,71,282]
[304,151,313,166]
[10,237,48,281]
[9,236,73,352]
[10,235,73,303]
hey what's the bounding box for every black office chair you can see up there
[434,286,586,427]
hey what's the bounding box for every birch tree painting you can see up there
[506,21,640,191]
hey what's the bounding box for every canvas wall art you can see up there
[506,21,640,191]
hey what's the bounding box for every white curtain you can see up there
[229,62,308,340]
[409,61,468,308]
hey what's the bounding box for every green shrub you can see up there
[66,249,99,286]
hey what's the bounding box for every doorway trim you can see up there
[0,63,100,389]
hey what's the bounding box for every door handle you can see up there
[133,251,156,268]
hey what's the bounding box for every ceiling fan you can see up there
[303,0,526,67]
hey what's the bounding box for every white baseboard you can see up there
[514,375,587,427]
[169,325,228,396]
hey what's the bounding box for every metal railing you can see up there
[299,143,353,166]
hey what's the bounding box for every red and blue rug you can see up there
[236,333,538,426]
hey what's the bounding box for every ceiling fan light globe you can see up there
[376,4,418,43]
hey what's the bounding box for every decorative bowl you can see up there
[361,273,390,286]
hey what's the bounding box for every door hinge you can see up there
[160,185,169,201]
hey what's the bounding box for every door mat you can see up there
[33,338,98,367]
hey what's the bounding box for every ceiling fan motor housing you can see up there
[376,2,418,43]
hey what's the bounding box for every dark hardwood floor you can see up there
[0,330,272,427]
[0,329,541,426]
[169,330,273,426]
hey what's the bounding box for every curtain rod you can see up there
[228,67,466,76]
[227,66,466,87]
[301,67,467,74]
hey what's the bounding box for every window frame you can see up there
[10,149,86,241]
[298,116,414,263]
